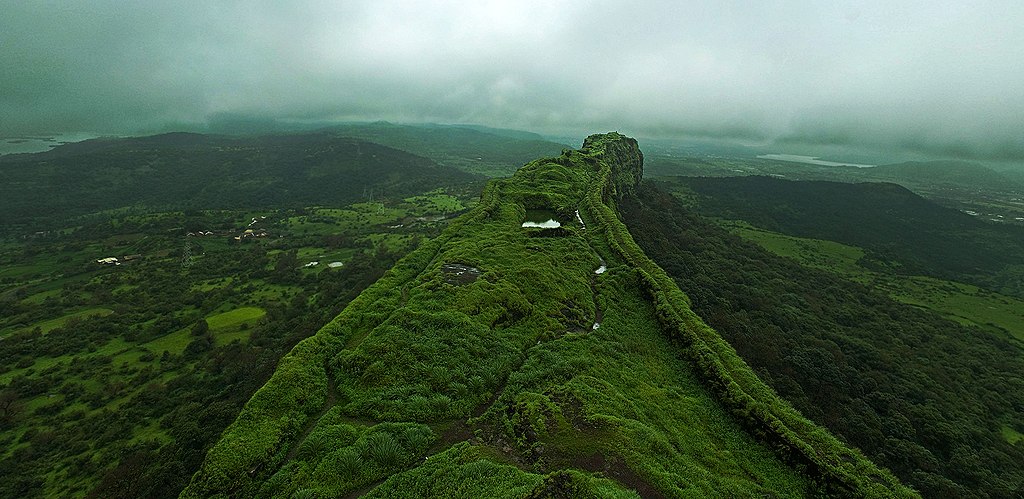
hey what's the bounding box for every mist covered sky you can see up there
[2,1,1023,160]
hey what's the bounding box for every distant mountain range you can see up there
[0,124,574,234]
[0,132,478,232]
[670,175,1024,295]
[866,160,1024,192]
[320,122,569,177]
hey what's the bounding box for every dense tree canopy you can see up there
[622,183,1024,497]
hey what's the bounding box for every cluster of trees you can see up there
[621,183,1024,497]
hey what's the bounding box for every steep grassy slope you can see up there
[621,184,1024,497]
[182,134,912,497]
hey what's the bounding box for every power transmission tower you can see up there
[181,238,194,270]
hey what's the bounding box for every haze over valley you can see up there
[4,1,1024,165]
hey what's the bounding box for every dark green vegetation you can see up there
[861,161,1024,224]
[0,131,480,235]
[645,150,1024,225]
[719,221,1024,342]
[184,134,912,497]
[866,161,1023,193]
[673,176,1024,298]
[621,182,1024,497]
[14,126,1018,497]
[0,134,482,497]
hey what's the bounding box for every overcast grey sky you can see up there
[2,1,1022,160]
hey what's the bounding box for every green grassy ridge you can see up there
[183,134,910,497]
[580,138,913,496]
[237,162,622,495]
[179,189,492,496]
[463,265,812,496]
[292,146,805,495]
[363,443,640,499]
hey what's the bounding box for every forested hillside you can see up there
[675,176,1024,297]
[0,132,479,234]
[622,183,1024,497]
[866,160,1024,192]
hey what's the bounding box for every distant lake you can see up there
[757,154,875,168]
[0,133,99,155]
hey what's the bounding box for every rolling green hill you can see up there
[183,134,912,497]
[673,175,1024,296]
[322,122,570,177]
[866,160,1024,192]
[0,132,479,234]
[197,120,569,177]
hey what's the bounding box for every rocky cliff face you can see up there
[581,132,643,197]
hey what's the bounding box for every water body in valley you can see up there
[757,153,875,168]
[0,133,99,155]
